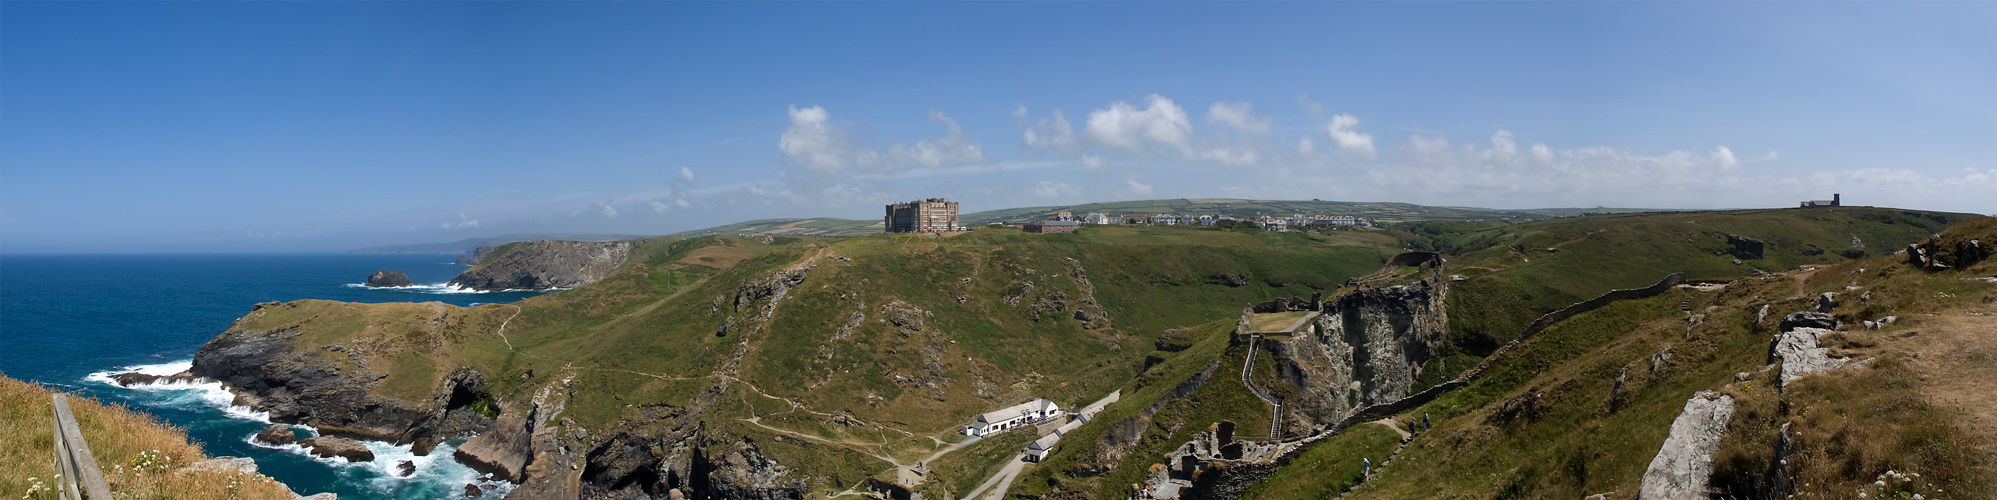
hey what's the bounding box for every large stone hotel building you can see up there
[884,198,960,233]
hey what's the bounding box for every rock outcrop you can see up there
[456,412,534,481]
[1772,328,1849,388]
[707,438,809,500]
[364,270,413,288]
[447,239,639,291]
[1264,266,1448,428]
[254,425,296,446]
[1638,391,1735,500]
[299,436,376,462]
[734,265,811,319]
[109,370,195,387]
[190,305,495,453]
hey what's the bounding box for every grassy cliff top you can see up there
[0,376,300,500]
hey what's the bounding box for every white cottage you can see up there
[1024,432,1061,462]
[963,399,1062,437]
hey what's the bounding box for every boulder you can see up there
[254,425,296,446]
[455,412,533,482]
[1815,292,1837,313]
[299,436,375,462]
[397,460,416,477]
[109,370,194,387]
[364,270,413,288]
[1638,391,1735,500]
[464,484,483,498]
[182,457,258,476]
[1777,312,1834,332]
[1771,327,1857,388]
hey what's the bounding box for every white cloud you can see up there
[1127,179,1154,195]
[598,203,619,218]
[1083,94,1192,153]
[1082,155,1106,169]
[779,105,880,172]
[779,106,984,172]
[678,166,696,182]
[1030,180,1080,199]
[1207,101,1272,135]
[1297,137,1317,155]
[442,213,480,230]
[1325,114,1377,157]
[649,200,670,214]
[1022,108,1077,150]
[887,111,985,167]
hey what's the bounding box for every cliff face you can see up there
[448,240,640,291]
[189,301,494,453]
[1265,267,1449,428]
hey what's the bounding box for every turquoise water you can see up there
[0,254,548,499]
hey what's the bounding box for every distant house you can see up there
[1198,215,1216,226]
[1024,220,1082,234]
[1800,194,1841,208]
[1084,212,1110,225]
[1123,214,1150,224]
[1155,214,1179,226]
[1025,433,1061,462]
[964,399,1063,437]
[1260,218,1289,232]
[1056,211,1075,221]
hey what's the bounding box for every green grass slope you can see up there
[229,224,1403,495]
[962,198,1658,225]
[1420,207,1973,355]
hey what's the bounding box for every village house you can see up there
[1123,214,1150,224]
[1154,214,1179,225]
[1024,412,1087,462]
[1056,211,1075,221]
[963,398,1063,437]
[1198,215,1216,226]
[1084,212,1110,225]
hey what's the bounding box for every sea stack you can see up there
[364,270,413,288]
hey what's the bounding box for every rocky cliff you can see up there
[1264,261,1449,428]
[448,240,640,291]
[189,301,495,454]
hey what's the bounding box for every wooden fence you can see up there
[51,394,114,500]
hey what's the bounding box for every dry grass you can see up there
[1,376,297,500]
[1248,311,1310,332]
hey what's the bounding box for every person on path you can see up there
[1363,457,1372,477]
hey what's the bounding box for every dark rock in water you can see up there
[397,460,416,477]
[109,370,194,387]
[410,434,441,456]
[464,484,483,498]
[365,270,413,288]
[1779,312,1835,332]
[254,425,295,446]
[300,436,375,462]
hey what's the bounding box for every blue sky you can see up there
[3,2,1992,252]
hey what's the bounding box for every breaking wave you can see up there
[90,360,514,499]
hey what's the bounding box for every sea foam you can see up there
[93,360,513,498]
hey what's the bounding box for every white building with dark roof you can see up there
[963,399,1062,437]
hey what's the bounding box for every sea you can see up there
[0,253,552,499]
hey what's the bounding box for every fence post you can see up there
[51,394,115,500]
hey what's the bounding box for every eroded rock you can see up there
[254,425,296,446]
[300,436,375,462]
[364,270,412,288]
[1638,391,1735,500]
